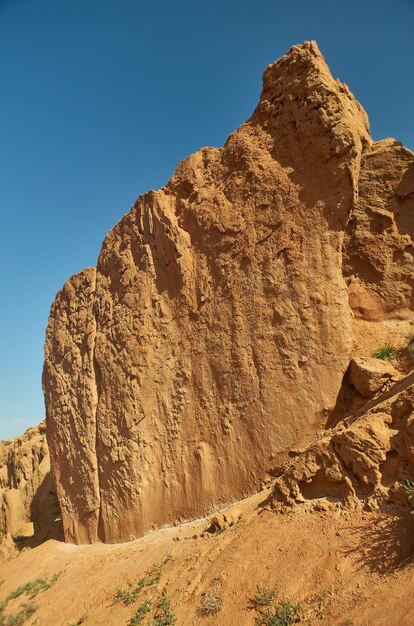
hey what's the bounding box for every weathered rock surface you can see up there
[271,371,414,510]
[349,357,400,398]
[0,423,60,561]
[43,41,414,544]
[344,139,414,320]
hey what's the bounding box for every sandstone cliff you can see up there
[0,423,60,560]
[43,41,414,545]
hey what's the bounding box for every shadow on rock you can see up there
[12,472,64,554]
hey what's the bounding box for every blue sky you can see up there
[0,0,413,439]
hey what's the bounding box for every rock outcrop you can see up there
[344,139,414,320]
[349,357,400,398]
[0,423,60,561]
[43,41,414,545]
[271,370,414,511]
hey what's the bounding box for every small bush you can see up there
[112,562,175,626]
[7,573,61,601]
[130,598,152,625]
[251,587,277,609]
[149,592,176,625]
[198,591,223,616]
[313,588,331,604]
[113,563,163,606]
[255,599,301,626]
[113,578,153,606]
[372,344,397,361]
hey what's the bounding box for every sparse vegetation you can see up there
[198,591,223,616]
[0,601,37,626]
[251,587,277,609]
[130,599,152,625]
[113,578,153,607]
[149,592,176,625]
[343,619,354,626]
[255,599,301,626]
[113,563,163,607]
[112,561,175,626]
[372,343,397,361]
[250,584,301,625]
[0,573,61,626]
[6,574,61,601]
[314,588,331,601]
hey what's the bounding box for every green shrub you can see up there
[251,587,277,609]
[7,574,61,601]
[0,573,61,626]
[130,599,152,625]
[255,599,301,626]
[372,344,397,361]
[112,562,175,626]
[0,601,36,626]
[113,564,163,606]
[149,592,176,625]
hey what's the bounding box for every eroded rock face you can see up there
[43,41,413,544]
[0,423,60,561]
[344,139,414,320]
[43,269,99,543]
[349,357,400,398]
[271,371,414,511]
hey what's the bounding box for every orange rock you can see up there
[349,357,400,397]
[272,371,414,508]
[43,41,413,545]
[343,138,414,317]
[0,423,60,561]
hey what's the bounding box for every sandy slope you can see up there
[1,490,414,626]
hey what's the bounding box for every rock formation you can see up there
[349,357,400,398]
[43,41,414,545]
[271,365,414,512]
[0,423,60,561]
[344,139,414,320]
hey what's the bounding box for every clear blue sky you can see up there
[1,0,413,439]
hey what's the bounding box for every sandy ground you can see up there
[1,489,414,626]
